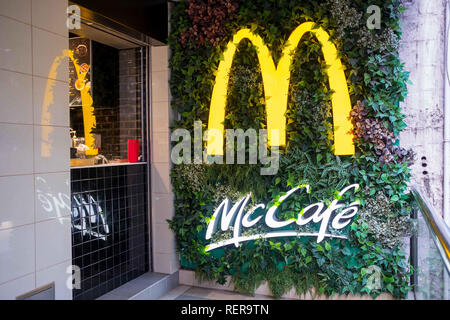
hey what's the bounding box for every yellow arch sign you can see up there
[66,50,98,156]
[207,22,355,156]
[43,50,97,157]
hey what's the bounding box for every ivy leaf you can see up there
[347,257,361,269]
[301,248,307,257]
[342,247,352,256]
[386,284,394,294]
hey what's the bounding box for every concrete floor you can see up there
[160,285,417,300]
[159,285,291,300]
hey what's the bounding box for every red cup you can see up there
[127,139,139,163]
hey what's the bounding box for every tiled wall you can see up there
[0,0,72,299]
[118,48,144,160]
[150,46,179,274]
[71,165,148,300]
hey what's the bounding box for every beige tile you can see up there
[35,172,70,222]
[195,276,234,291]
[0,175,34,230]
[32,27,68,81]
[152,193,174,224]
[151,46,168,72]
[152,70,169,103]
[151,101,170,133]
[0,69,33,124]
[33,76,69,126]
[152,131,170,163]
[0,123,33,176]
[36,260,72,300]
[183,287,275,300]
[153,252,179,274]
[0,16,32,74]
[178,277,394,301]
[151,163,172,194]
[152,222,176,254]
[178,269,195,286]
[0,0,31,24]
[0,224,35,284]
[0,273,35,300]
[34,125,70,173]
[35,217,71,270]
[254,281,271,296]
[285,287,297,299]
[31,0,68,37]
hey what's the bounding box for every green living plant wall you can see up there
[168,0,415,299]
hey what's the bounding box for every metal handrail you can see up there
[410,186,450,274]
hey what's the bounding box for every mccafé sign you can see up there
[206,21,355,157]
[205,184,360,252]
[202,23,359,250]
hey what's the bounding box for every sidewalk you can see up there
[160,285,416,300]
[159,286,291,300]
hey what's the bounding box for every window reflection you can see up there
[41,50,68,159]
[36,176,70,222]
[72,194,110,241]
[68,35,144,167]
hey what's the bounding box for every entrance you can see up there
[68,7,152,300]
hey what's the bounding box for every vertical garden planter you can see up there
[169,0,414,299]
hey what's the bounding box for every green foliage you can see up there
[357,190,412,249]
[168,0,413,299]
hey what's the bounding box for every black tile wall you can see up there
[117,48,143,160]
[71,164,149,300]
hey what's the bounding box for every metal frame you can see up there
[410,207,418,298]
[410,185,450,300]
[69,2,165,47]
[146,45,154,273]
[411,186,450,274]
[16,282,55,300]
[69,2,157,273]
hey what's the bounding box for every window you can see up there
[69,29,145,167]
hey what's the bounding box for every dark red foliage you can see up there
[350,101,415,166]
[180,0,240,47]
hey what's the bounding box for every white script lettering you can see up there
[205,184,360,251]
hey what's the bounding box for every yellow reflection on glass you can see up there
[42,49,98,158]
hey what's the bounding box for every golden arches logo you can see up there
[207,22,355,156]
